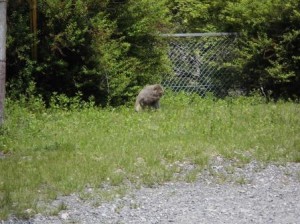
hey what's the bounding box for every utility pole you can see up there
[29,0,38,60]
[0,0,7,125]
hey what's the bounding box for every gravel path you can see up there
[5,158,300,224]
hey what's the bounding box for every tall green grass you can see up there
[0,93,299,219]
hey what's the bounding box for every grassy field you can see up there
[0,93,299,219]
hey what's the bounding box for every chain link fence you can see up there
[162,33,238,97]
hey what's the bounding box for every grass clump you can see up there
[0,93,299,219]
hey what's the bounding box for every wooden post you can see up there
[29,0,38,60]
[0,0,7,125]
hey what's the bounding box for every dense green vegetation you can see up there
[7,0,171,106]
[7,0,300,104]
[0,94,300,219]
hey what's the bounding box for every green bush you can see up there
[221,0,300,99]
[7,0,172,106]
[166,0,300,99]
[6,0,300,104]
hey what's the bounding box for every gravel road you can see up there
[5,157,300,224]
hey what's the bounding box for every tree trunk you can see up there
[0,0,7,125]
[29,0,38,60]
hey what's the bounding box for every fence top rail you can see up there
[161,32,237,37]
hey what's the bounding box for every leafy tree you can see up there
[6,0,172,106]
[167,0,234,32]
[166,0,300,99]
[95,0,172,105]
[7,0,299,102]
[221,0,300,98]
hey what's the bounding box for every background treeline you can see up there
[7,0,300,106]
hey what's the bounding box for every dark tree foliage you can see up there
[7,0,171,106]
[6,0,300,104]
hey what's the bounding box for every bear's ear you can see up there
[154,84,162,90]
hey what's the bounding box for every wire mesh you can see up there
[162,33,237,97]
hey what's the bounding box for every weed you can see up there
[235,176,248,185]
[184,169,200,183]
[47,202,68,216]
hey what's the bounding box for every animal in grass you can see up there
[135,84,164,112]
